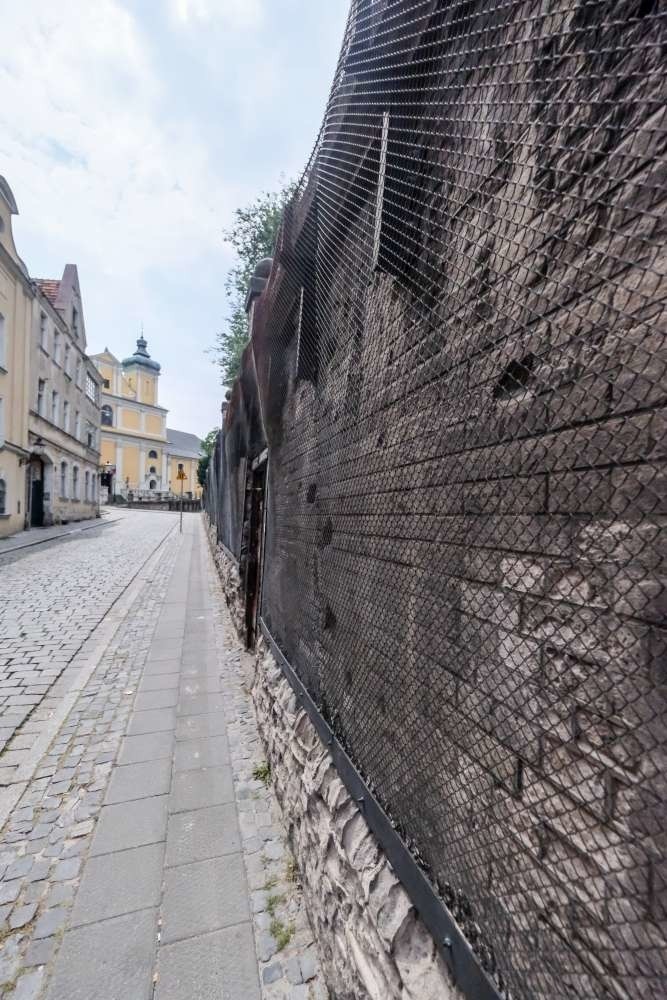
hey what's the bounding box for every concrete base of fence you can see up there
[251,641,463,1000]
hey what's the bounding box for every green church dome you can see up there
[122,336,161,372]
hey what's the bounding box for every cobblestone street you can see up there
[0,511,324,1000]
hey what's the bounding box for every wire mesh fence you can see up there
[207,2,667,997]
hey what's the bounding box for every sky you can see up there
[0,0,350,437]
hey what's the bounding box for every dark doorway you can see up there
[31,466,44,528]
[241,454,267,649]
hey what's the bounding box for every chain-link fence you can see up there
[208,2,667,997]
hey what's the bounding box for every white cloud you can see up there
[171,0,264,30]
[0,0,231,278]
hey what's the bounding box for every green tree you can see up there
[197,428,219,487]
[213,182,295,385]
[201,429,218,457]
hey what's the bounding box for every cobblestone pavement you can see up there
[0,513,324,998]
[0,510,178,775]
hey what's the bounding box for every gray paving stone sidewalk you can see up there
[0,513,324,999]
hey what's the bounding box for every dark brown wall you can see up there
[209,2,666,997]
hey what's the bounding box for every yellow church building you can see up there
[91,338,203,501]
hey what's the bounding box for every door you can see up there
[31,478,44,527]
[241,455,267,649]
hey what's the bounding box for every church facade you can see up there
[91,339,203,501]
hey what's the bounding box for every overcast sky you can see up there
[0,0,349,437]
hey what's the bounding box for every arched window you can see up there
[149,465,157,474]
[60,462,68,498]
[0,478,6,515]
[101,405,113,427]
[149,479,157,490]
[84,470,90,501]
[148,449,158,459]
[72,466,79,499]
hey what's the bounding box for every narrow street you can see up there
[0,512,272,999]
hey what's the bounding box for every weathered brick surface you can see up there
[205,2,667,998]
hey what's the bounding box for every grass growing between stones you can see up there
[266,893,285,917]
[252,761,271,786]
[270,917,295,952]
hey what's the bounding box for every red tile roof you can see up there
[35,279,61,305]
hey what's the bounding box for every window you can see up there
[37,379,45,416]
[75,410,81,439]
[72,466,79,500]
[40,312,48,352]
[103,378,110,389]
[53,330,61,366]
[149,480,157,490]
[72,306,79,338]
[85,372,98,404]
[84,470,90,501]
[87,425,95,449]
[76,359,82,388]
[51,390,59,425]
[0,478,6,515]
[101,404,113,427]
[63,400,70,434]
[64,343,71,377]
[0,312,5,369]
[60,462,68,498]
[149,465,157,474]
[148,449,158,459]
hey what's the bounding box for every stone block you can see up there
[160,854,249,945]
[44,909,158,1000]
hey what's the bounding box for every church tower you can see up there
[91,336,169,497]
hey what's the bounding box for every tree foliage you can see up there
[201,429,219,457]
[197,428,219,487]
[213,182,295,385]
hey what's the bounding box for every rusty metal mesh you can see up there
[212,2,667,997]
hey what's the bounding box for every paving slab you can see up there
[91,795,168,855]
[117,731,174,765]
[139,674,180,693]
[166,803,241,867]
[176,713,228,741]
[169,766,235,813]
[179,679,221,696]
[126,708,176,736]
[45,908,158,1000]
[143,658,182,674]
[134,689,179,711]
[105,758,172,804]
[156,924,260,1000]
[177,693,226,716]
[71,843,164,927]
[161,853,249,944]
[174,737,230,772]
[150,644,183,664]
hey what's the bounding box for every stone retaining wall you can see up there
[251,641,463,1000]
[207,524,245,639]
